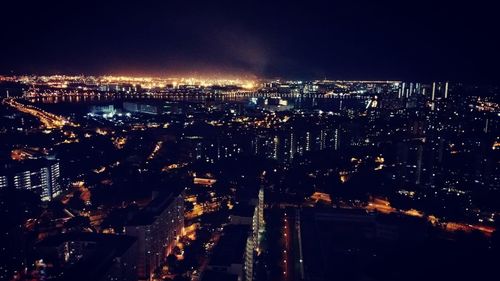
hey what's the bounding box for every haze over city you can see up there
[2,1,500,82]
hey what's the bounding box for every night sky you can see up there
[1,0,499,82]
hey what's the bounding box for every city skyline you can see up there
[1,75,499,281]
[1,2,499,281]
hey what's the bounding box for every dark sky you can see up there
[1,0,499,82]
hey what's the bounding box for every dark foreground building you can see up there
[203,224,251,281]
[124,190,184,280]
[291,208,429,281]
[35,232,137,281]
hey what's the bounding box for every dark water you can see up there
[28,93,370,114]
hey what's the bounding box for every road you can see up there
[3,98,78,129]
[282,209,297,281]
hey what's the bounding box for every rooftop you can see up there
[35,232,136,281]
[209,224,250,267]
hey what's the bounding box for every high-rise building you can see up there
[252,187,265,250]
[289,132,296,161]
[123,102,160,115]
[0,159,61,201]
[125,191,184,280]
[0,175,7,189]
[305,131,311,152]
[273,136,279,160]
[246,188,266,281]
[244,236,254,281]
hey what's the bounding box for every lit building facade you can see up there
[124,191,184,281]
[246,187,265,281]
[0,160,61,201]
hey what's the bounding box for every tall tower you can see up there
[415,144,423,185]
[258,187,265,233]
[245,236,254,281]
[252,187,265,252]
[319,129,326,150]
[334,128,339,151]
[273,136,279,160]
[252,206,258,242]
[248,187,265,281]
[305,131,311,151]
[431,82,436,111]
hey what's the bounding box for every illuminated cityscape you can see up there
[1,1,499,281]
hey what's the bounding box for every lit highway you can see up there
[3,98,78,129]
